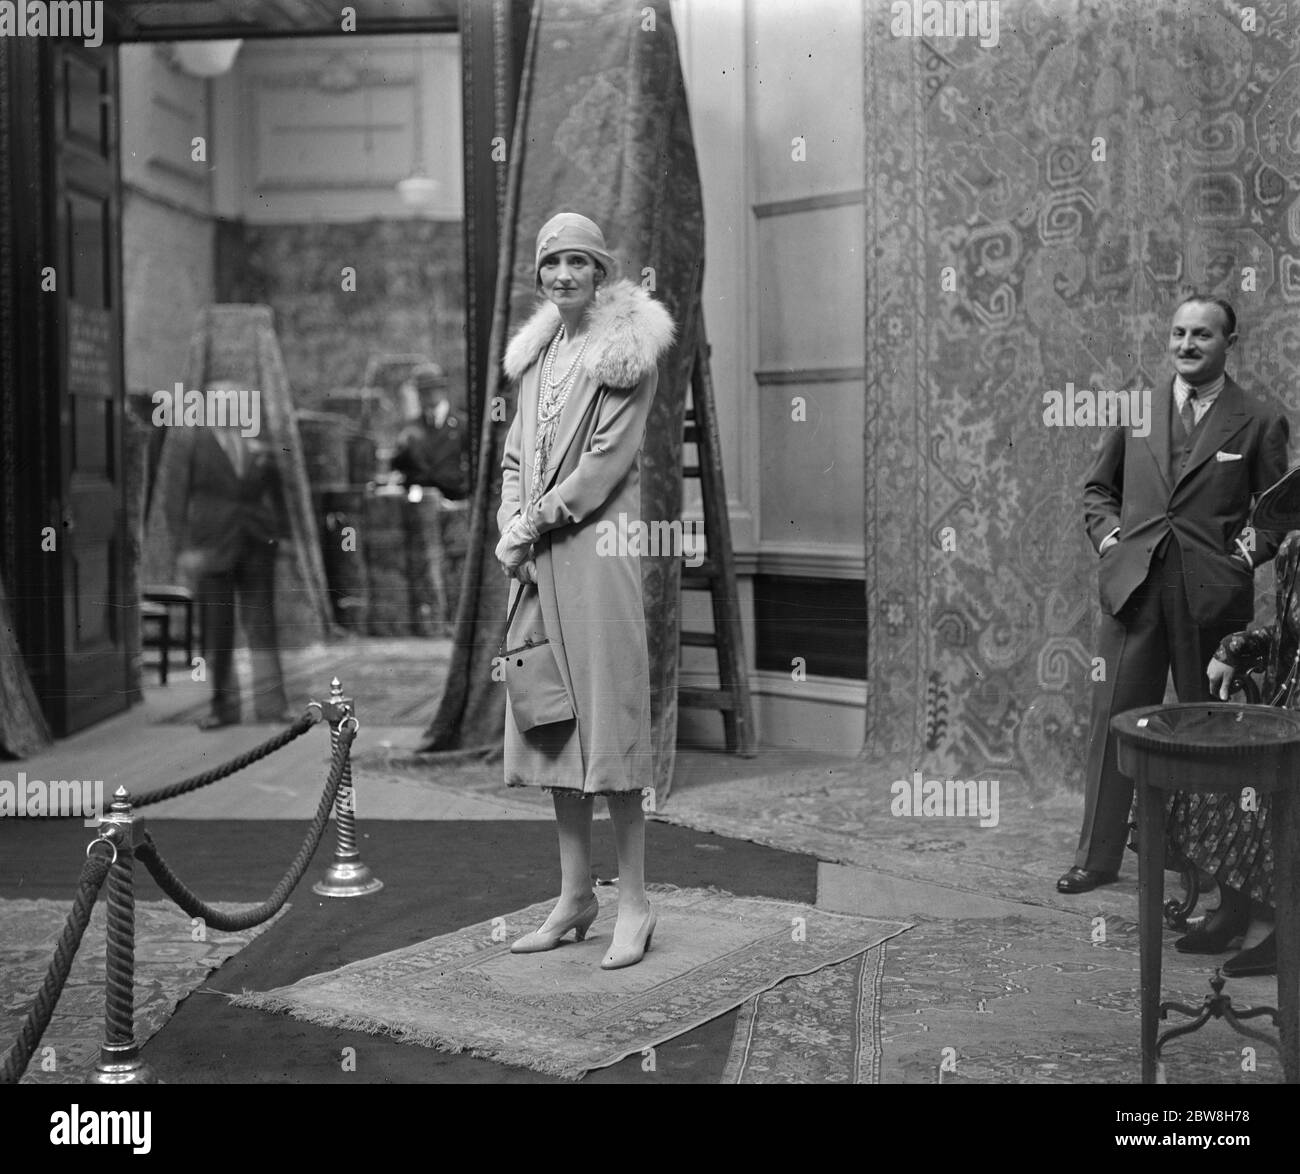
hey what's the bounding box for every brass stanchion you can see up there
[313,677,383,898]
[90,787,158,1085]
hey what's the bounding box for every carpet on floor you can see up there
[1,819,819,1083]
[1,899,285,1084]
[877,914,1287,1084]
[722,944,887,1084]
[653,760,1184,924]
[233,885,908,1080]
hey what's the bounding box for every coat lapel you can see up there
[1174,376,1249,490]
[1143,376,1174,493]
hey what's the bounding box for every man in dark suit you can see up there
[166,407,292,729]
[1058,296,1291,893]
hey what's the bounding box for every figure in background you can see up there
[166,384,292,729]
[391,362,470,631]
[1059,296,1290,895]
[497,212,675,970]
[391,362,470,501]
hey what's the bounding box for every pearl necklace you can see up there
[545,324,591,389]
[531,325,591,503]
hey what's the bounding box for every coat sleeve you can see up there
[1083,425,1125,553]
[528,368,657,534]
[497,397,524,537]
[1243,409,1290,568]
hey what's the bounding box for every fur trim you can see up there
[503,279,676,387]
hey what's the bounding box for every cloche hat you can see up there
[534,212,622,284]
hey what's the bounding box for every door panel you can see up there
[51,43,128,733]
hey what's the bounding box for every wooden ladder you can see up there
[679,311,756,757]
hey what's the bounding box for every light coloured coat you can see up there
[499,279,675,794]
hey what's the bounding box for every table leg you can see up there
[1273,788,1300,1084]
[1137,778,1166,1083]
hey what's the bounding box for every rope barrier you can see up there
[131,707,320,809]
[134,724,356,931]
[1,678,375,1084]
[0,849,113,1085]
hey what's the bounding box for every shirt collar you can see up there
[1174,373,1225,405]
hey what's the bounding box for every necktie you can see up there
[1180,388,1196,436]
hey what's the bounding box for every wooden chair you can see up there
[141,585,197,686]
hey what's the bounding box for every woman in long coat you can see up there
[495,212,674,970]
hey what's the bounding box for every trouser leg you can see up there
[236,539,288,719]
[1075,562,1171,874]
[198,570,239,720]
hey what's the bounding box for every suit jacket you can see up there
[1083,375,1289,625]
[165,428,289,577]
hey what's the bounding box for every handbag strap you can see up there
[498,582,532,657]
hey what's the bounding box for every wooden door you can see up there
[47,42,128,733]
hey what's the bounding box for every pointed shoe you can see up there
[601,904,657,971]
[510,894,599,954]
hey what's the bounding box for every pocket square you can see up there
[1215,450,1244,462]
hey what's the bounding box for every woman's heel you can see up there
[574,904,599,941]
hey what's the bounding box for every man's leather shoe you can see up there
[1222,932,1276,977]
[1056,867,1119,894]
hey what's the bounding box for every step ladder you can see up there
[679,311,756,757]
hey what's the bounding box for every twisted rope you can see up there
[132,710,318,809]
[104,846,135,1045]
[0,851,113,1085]
[135,725,356,931]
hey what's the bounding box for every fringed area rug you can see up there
[233,886,910,1080]
[722,944,888,1084]
[1,899,285,1083]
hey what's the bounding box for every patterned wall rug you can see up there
[864,1,1300,793]
[1,899,285,1084]
[233,885,909,1080]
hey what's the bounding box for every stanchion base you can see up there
[89,1041,160,1085]
[313,858,384,898]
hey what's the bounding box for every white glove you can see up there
[495,512,540,574]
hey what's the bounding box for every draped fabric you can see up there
[863,2,1300,794]
[0,570,50,758]
[419,0,704,802]
[144,306,332,648]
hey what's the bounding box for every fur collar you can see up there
[503,279,676,388]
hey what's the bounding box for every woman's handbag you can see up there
[499,583,575,731]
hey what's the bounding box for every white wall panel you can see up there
[755,203,863,372]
